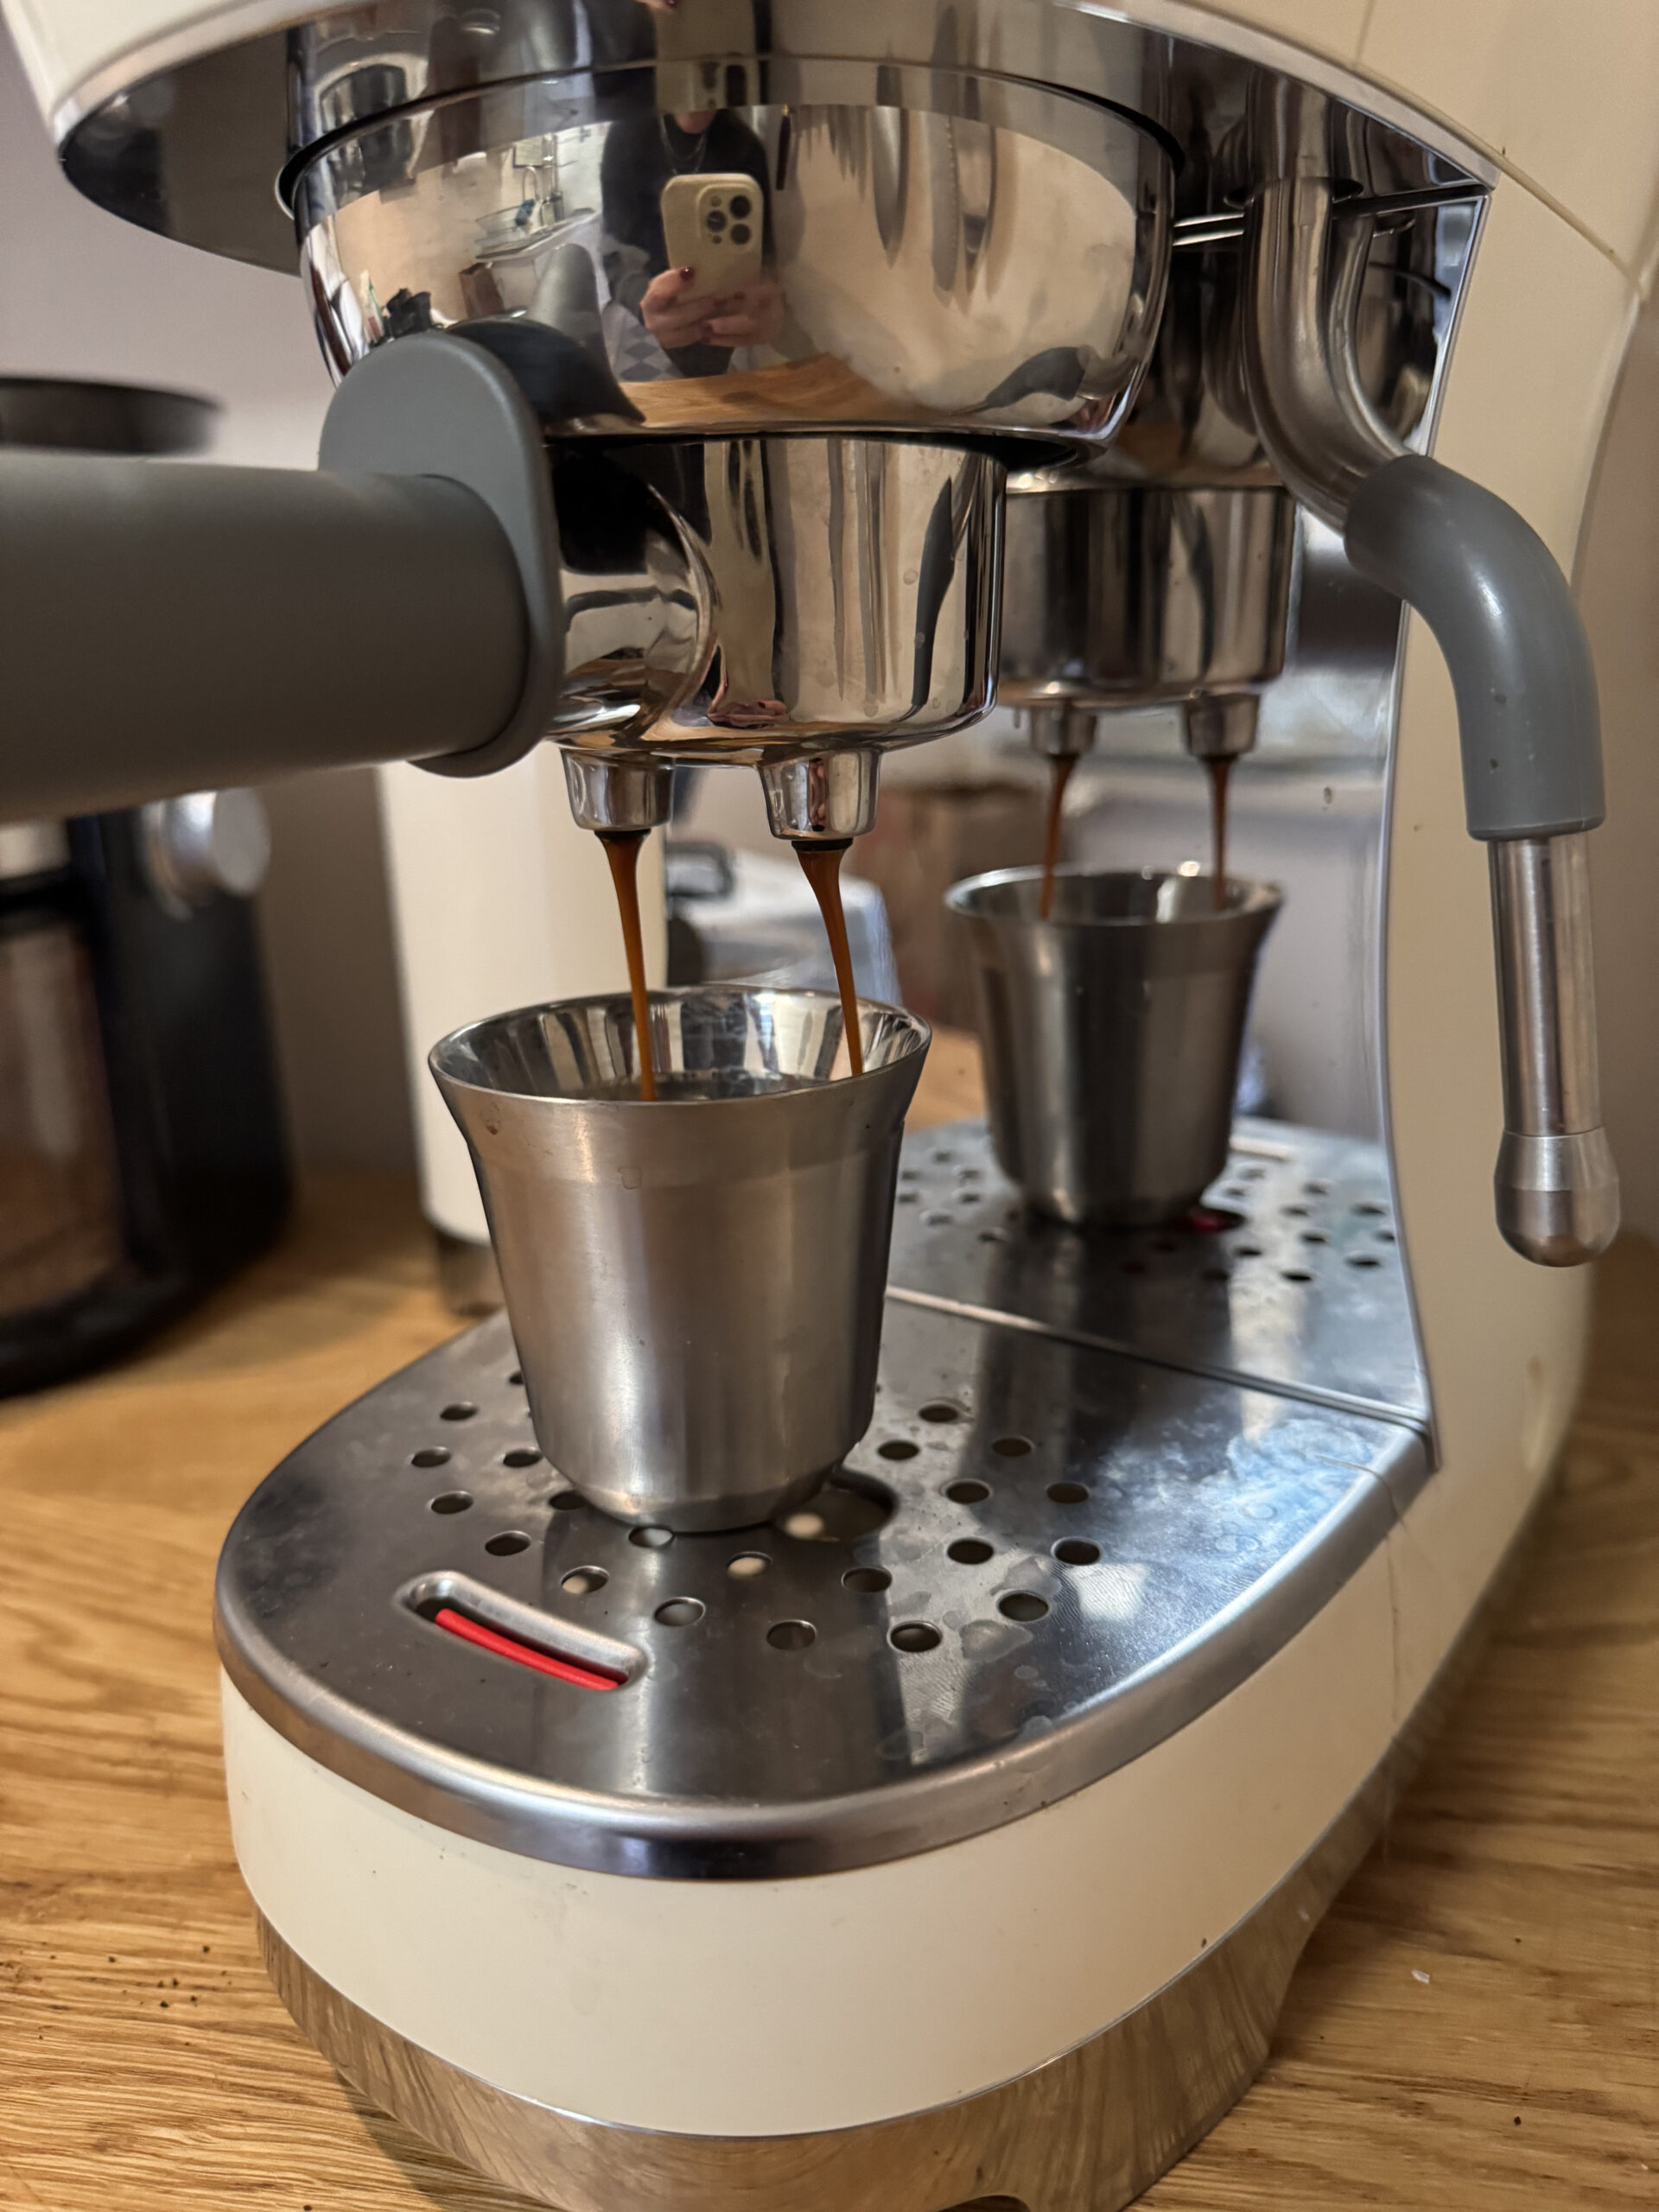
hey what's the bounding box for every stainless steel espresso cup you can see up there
[946,868,1281,1226]
[432,988,930,1532]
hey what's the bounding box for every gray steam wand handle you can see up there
[1243,81,1618,1269]
[0,335,565,820]
[1345,456,1618,1265]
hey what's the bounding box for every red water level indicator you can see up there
[433,1605,626,1691]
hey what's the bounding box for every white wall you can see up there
[0,23,415,1170]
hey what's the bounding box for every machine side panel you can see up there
[1361,0,1659,275]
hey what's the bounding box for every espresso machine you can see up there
[0,3,1641,2205]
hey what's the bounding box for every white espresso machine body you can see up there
[4,2,1653,2205]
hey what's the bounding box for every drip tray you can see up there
[888,1118,1428,1426]
[218,1118,1427,1885]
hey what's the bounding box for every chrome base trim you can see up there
[260,1765,1382,2212]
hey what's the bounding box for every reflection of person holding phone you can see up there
[600,106,784,377]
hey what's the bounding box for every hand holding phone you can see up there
[659,173,765,291]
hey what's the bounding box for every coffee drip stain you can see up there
[1205,756,1232,913]
[794,841,865,1077]
[598,830,658,1102]
[1039,753,1079,922]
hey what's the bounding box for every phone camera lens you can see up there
[729,223,752,245]
[729,194,752,219]
[705,209,728,232]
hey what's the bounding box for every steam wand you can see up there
[1243,86,1617,1264]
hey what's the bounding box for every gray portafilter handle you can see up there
[1344,454,1618,1267]
[0,334,565,823]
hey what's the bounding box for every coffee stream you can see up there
[1038,753,1079,922]
[794,841,866,1077]
[598,830,658,1102]
[1038,745,1232,922]
[1205,756,1232,914]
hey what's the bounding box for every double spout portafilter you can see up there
[553,435,1003,846]
[998,480,1294,778]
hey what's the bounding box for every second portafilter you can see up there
[997,480,1294,800]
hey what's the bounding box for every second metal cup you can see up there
[946,867,1281,1226]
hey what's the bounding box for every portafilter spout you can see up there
[1243,79,1617,1265]
[1026,705,1102,763]
[759,753,883,843]
[1182,694,1261,765]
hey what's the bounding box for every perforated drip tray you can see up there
[218,1121,1427,1884]
[889,1118,1428,1426]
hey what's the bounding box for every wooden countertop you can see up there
[1,1040,1653,2209]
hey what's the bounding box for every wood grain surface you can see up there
[621,353,937,429]
[0,1039,1653,2209]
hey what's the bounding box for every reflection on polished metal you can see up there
[560,750,672,834]
[1489,836,1620,1265]
[295,61,1170,448]
[1243,87,1408,534]
[54,0,1492,286]
[887,1119,1429,1428]
[569,437,1003,768]
[760,749,881,842]
[948,869,1281,1228]
[213,1126,1422,1879]
[544,447,712,746]
[430,988,928,1531]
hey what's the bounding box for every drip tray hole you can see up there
[656,1599,705,1628]
[999,1592,1049,1623]
[891,1621,941,1653]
